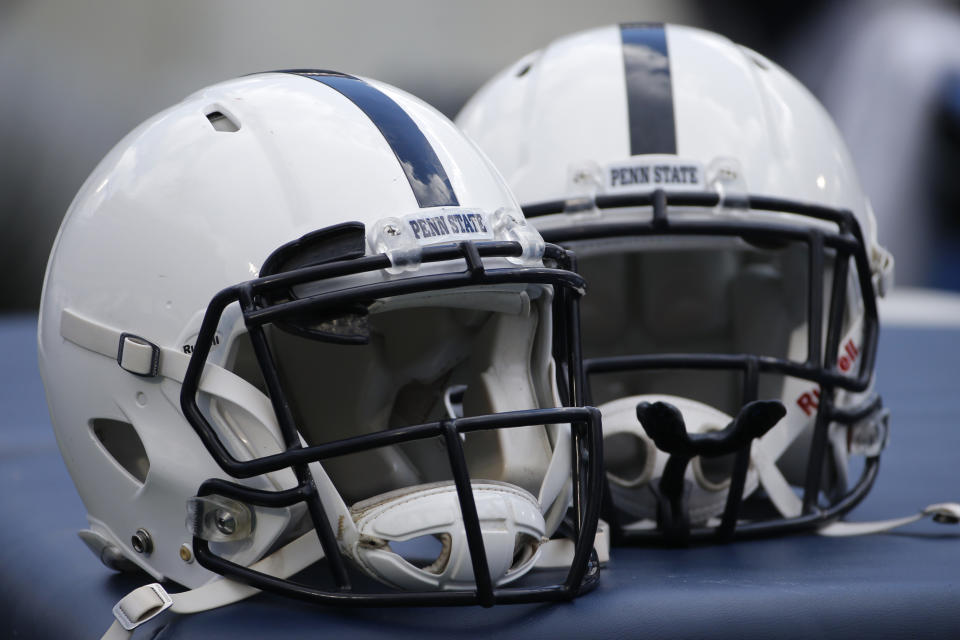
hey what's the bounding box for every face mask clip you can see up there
[706,157,749,212]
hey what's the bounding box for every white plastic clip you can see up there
[847,407,890,457]
[490,208,545,266]
[186,494,254,542]
[112,583,173,631]
[706,156,749,212]
[566,161,604,199]
[872,243,895,298]
[369,216,423,275]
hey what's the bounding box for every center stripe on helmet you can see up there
[620,24,677,155]
[280,69,459,208]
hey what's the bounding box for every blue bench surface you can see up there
[2,314,957,639]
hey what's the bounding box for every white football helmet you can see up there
[38,70,602,618]
[457,24,896,542]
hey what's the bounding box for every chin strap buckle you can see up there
[117,333,161,377]
[927,503,960,525]
[636,400,786,542]
[818,501,960,537]
[112,583,173,631]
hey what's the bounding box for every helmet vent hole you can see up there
[91,418,149,484]
[389,533,451,574]
[205,110,239,133]
[515,63,532,78]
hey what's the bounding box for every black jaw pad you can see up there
[260,222,367,278]
[636,400,785,459]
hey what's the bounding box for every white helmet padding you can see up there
[348,481,544,590]
[227,284,573,588]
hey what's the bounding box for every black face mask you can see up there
[527,188,883,545]
[180,223,604,606]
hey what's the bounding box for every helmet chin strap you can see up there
[818,503,960,536]
[100,478,600,640]
[101,528,327,640]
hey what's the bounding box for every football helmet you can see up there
[38,70,602,623]
[457,24,896,543]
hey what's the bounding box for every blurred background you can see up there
[2,0,959,310]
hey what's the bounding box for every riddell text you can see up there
[795,338,860,416]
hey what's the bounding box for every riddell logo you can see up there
[836,338,860,373]
[795,339,860,416]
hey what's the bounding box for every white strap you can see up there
[103,621,131,640]
[102,515,613,637]
[750,441,803,518]
[171,529,324,613]
[61,308,192,382]
[103,583,174,638]
[102,530,325,639]
[61,309,124,366]
[61,308,256,403]
[101,513,612,636]
[818,502,960,537]
[534,520,610,569]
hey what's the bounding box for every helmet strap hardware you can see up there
[117,333,161,377]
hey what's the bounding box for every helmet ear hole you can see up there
[90,418,149,484]
[690,421,738,491]
[603,431,655,487]
[692,451,736,492]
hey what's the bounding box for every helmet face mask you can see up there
[39,71,603,608]
[532,190,883,542]
[180,232,604,602]
[456,23,893,543]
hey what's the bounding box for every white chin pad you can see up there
[600,395,759,526]
[348,481,545,591]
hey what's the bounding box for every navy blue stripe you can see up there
[620,24,677,155]
[280,69,459,208]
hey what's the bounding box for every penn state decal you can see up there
[407,211,490,241]
[604,156,705,194]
